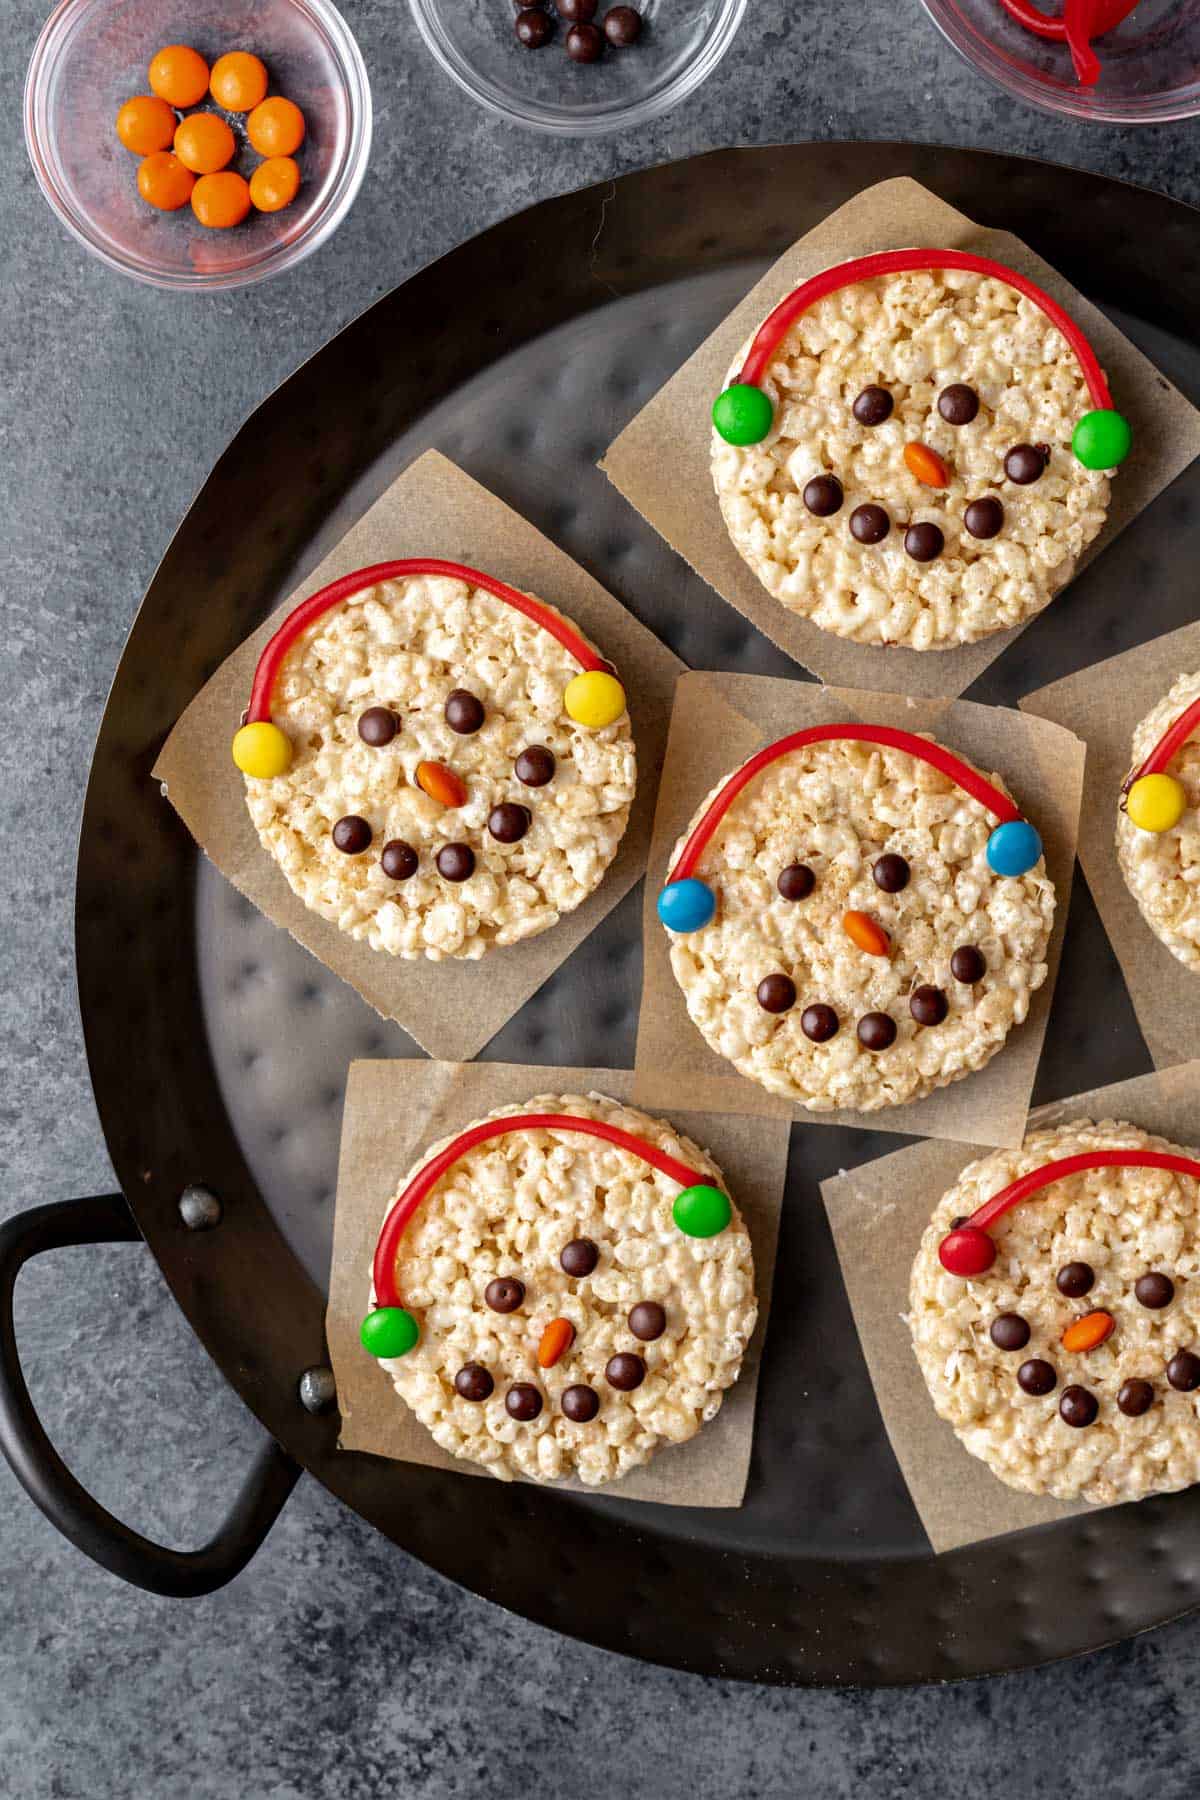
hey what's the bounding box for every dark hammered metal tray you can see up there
[11,143,1200,1685]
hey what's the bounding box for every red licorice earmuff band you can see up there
[359,1114,733,1358]
[711,248,1131,474]
[231,558,626,780]
[939,1150,1200,1276]
[656,724,1041,936]
[1120,692,1200,836]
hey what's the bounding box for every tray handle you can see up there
[0,1192,301,1597]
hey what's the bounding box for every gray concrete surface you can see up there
[4,1,1200,1794]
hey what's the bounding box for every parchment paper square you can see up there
[1022,621,1200,1074]
[153,451,683,1061]
[326,1061,789,1508]
[821,1063,1200,1554]
[632,672,1084,1148]
[601,177,1200,700]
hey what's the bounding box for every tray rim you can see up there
[74,139,1200,1687]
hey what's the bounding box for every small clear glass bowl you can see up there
[921,0,1200,123]
[24,0,371,290]
[407,0,747,135]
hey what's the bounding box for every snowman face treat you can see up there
[657,723,1054,1113]
[1117,670,1200,973]
[231,560,636,961]
[911,1121,1200,1506]
[359,1095,757,1487]
[711,250,1131,650]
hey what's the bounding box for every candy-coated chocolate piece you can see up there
[1072,408,1132,470]
[852,385,893,426]
[454,1363,494,1401]
[1061,1310,1114,1353]
[910,985,948,1026]
[564,669,626,729]
[380,840,418,881]
[332,815,372,854]
[1059,1385,1098,1427]
[436,843,475,882]
[560,1237,599,1277]
[938,1225,996,1276]
[232,720,292,778]
[657,878,716,933]
[1017,1358,1056,1395]
[360,1306,420,1357]
[516,745,555,786]
[903,442,950,488]
[951,945,986,984]
[538,1317,575,1368]
[964,497,1004,540]
[801,1003,839,1042]
[488,803,531,843]
[803,475,843,517]
[849,503,890,544]
[712,382,774,446]
[561,1383,600,1421]
[990,1312,1030,1350]
[872,853,909,892]
[485,1277,525,1313]
[986,819,1042,877]
[1126,773,1186,834]
[1056,1261,1094,1298]
[673,1183,732,1238]
[445,689,485,733]
[904,521,944,562]
[777,862,815,900]
[756,973,796,1013]
[1004,443,1048,485]
[843,911,890,956]
[1169,1350,1200,1391]
[358,706,399,745]
[1118,1378,1154,1417]
[856,1011,896,1050]
[416,760,467,808]
[605,1352,645,1391]
[629,1301,666,1341]
[505,1383,543,1421]
[938,384,979,425]
[1135,1272,1175,1309]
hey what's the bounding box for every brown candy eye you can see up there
[1005,443,1049,485]
[852,386,893,426]
[485,1277,525,1313]
[904,521,944,563]
[515,745,555,787]
[938,383,979,426]
[358,706,399,745]
[803,475,843,517]
[445,689,485,734]
[454,1364,494,1402]
[777,862,815,900]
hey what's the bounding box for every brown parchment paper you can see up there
[153,450,683,1061]
[1021,622,1200,1074]
[633,672,1084,1148]
[326,1060,790,1507]
[821,1062,1200,1554]
[601,177,1200,700]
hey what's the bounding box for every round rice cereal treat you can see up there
[238,567,635,960]
[1116,669,1200,973]
[365,1094,757,1486]
[661,729,1055,1112]
[712,264,1112,648]
[909,1120,1200,1505]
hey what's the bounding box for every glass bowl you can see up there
[24,0,371,290]
[921,0,1200,123]
[407,0,747,135]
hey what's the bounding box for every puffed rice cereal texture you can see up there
[711,267,1111,649]
[369,1094,757,1486]
[665,733,1054,1112]
[242,574,636,960]
[909,1120,1200,1505]
[1116,669,1200,974]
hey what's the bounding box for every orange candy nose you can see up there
[903,442,951,488]
[1061,1311,1115,1353]
[537,1318,575,1368]
[843,910,891,957]
[416,760,467,808]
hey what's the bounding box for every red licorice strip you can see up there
[1131,695,1200,782]
[737,250,1112,411]
[246,559,607,723]
[965,1150,1200,1237]
[666,725,1019,885]
[372,1114,708,1308]
[1063,0,1102,83]
[996,0,1138,74]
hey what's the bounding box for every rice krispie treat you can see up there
[230,558,635,961]
[711,248,1133,650]
[656,721,1054,1112]
[910,1120,1200,1505]
[1117,669,1200,973]
[359,1094,756,1486]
